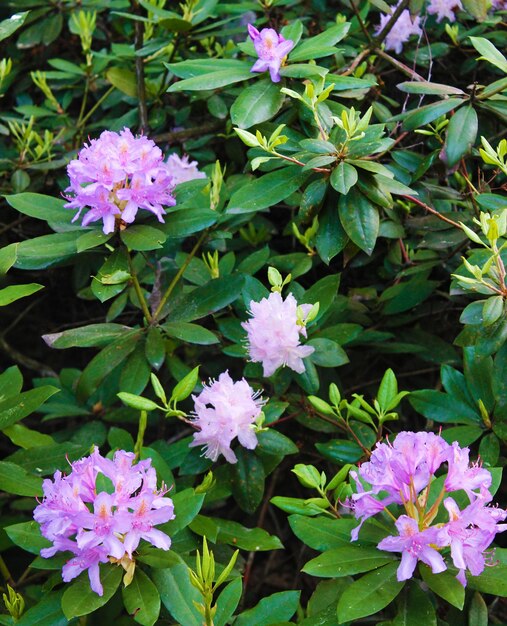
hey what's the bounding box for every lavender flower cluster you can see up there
[349,432,506,585]
[34,448,174,595]
[65,129,204,235]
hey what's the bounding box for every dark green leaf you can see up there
[303,546,395,577]
[444,106,478,167]
[231,79,285,129]
[122,569,161,626]
[235,591,300,626]
[121,225,167,251]
[231,448,265,514]
[61,564,123,619]
[330,162,358,195]
[339,189,379,255]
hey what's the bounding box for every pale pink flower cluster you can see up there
[166,153,207,185]
[190,371,264,463]
[247,25,294,83]
[375,6,423,53]
[65,128,176,234]
[242,292,315,377]
[33,448,174,596]
[427,0,463,21]
[349,432,506,586]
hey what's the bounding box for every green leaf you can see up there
[231,448,265,513]
[468,563,507,597]
[0,243,18,274]
[398,99,464,131]
[231,79,285,129]
[289,515,385,551]
[444,106,478,168]
[256,430,298,456]
[214,578,243,626]
[15,232,79,269]
[76,331,141,401]
[4,193,75,232]
[76,230,112,253]
[409,390,481,425]
[16,590,67,626]
[339,189,379,255]
[0,11,29,42]
[337,562,404,622]
[161,208,217,238]
[469,36,507,73]
[152,564,202,626]
[163,321,219,345]
[330,162,358,195]
[121,225,167,251]
[389,581,437,626]
[2,422,54,449]
[467,592,488,626]
[303,546,395,577]
[62,564,123,619]
[122,569,161,626]
[6,443,90,475]
[167,65,254,92]
[289,23,349,61]
[0,283,43,306]
[190,515,283,551]
[304,273,340,319]
[315,439,363,463]
[106,67,138,97]
[161,489,204,536]
[171,365,199,402]
[315,204,348,264]
[117,392,160,412]
[228,166,308,213]
[377,368,398,412]
[166,274,245,322]
[42,323,130,349]
[397,81,465,96]
[419,565,465,609]
[0,461,43,496]
[235,591,300,626]
[0,385,59,430]
[5,521,50,555]
[307,338,349,367]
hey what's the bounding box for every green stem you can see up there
[0,555,14,587]
[127,250,153,323]
[77,85,115,128]
[152,230,208,322]
[134,410,148,461]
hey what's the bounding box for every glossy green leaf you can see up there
[0,283,43,306]
[163,321,219,345]
[214,578,243,626]
[289,23,349,61]
[5,520,50,554]
[398,98,464,131]
[231,79,285,129]
[337,562,404,622]
[235,591,300,626]
[121,225,167,251]
[43,323,130,349]
[0,461,43,496]
[152,564,202,626]
[0,385,59,430]
[122,569,161,626]
[419,565,465,608]
[231,448,265,513]
[330,162,358,195]
[339,189,379,255]
[307,338,349,367]
[444,106,478,167]
[106,67,138,97]
[0,11,29,42]
[303,546,395,577]
[62,564,123,619]
[159,208,217,238]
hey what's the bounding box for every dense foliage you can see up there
[0,0,506,624]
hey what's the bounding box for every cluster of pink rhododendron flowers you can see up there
[34,449,174,595]
[348,431,506,586]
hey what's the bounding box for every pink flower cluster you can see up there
[375,6,422,53]
[349,432,506,586]
[33,448,174,596]
[190,371,264,463]
[166,153,206,185]
[248,25,294,83]
[427,0,463,21]
[65,128,176,234]
[242,292,315,377]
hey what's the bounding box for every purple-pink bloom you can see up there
[445,441,492,498]
[242,291,315,377]
[378,516,447,581]
[166,153,206,185]
[375,7,422,54]
[247,24,294,83]
[65,128,176,234]
[33,448,175,595]
[427,0,463,21]
[189,371,264,463]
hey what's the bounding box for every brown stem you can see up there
[349,0,374,45]
[403,195,463,229]
[375,49,426,82]
[372,0,410,47]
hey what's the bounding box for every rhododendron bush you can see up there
[0,0,506,624]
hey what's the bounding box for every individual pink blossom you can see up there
[375,7,423,54]
[189,371,264,463]
[347,431,506,586]
[491,0,507,9]
[242,291,315,377]
[247,24,294,83]
[378,516,447,580]
[166,153,206,185]
[34,448,175,596]
[65,128,176,234]
[427,0,463,21]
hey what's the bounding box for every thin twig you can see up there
[403,195,463,229]
[376,49,426,82]
[130,1,149,133]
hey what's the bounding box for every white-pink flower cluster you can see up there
[427,0,463,21]
[166,153,207,185]
[242,292,315,377]
[189,371,264,463]
[375,6,423,53]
